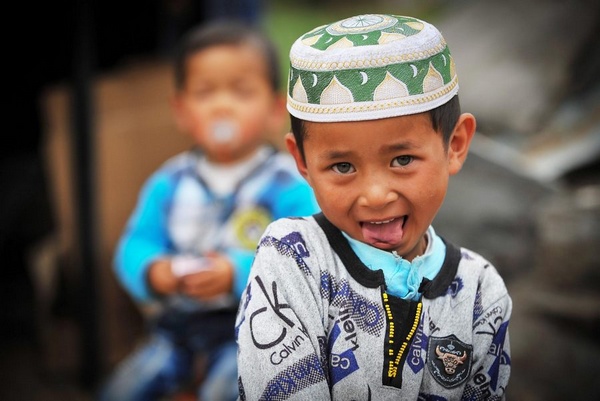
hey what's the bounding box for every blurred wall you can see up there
[43,61,194,375]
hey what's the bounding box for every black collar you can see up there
[313,213,460,299]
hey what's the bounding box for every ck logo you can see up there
[249,276,307,349]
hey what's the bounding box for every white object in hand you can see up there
[171,255,212,277]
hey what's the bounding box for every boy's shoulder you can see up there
[263,147,301,173]
[261,215,327,251]
[138,150,197,192]
[158,150,197,173]
[264,214,319,236]
[456,247,504,278]
[141,150,198,183]
[452,245,510,298]
[154,146,299,177]
[250,148,311,190]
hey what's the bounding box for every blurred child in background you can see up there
[99,20,319,401]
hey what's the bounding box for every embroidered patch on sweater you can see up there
[428,334,472,388]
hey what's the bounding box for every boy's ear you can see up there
[285,132,310,182]
[268,94,288,134]
[170,93,189,133]
[448,113,476,175]
[264,95,288,149]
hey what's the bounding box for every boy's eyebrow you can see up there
[322,141,420,159]
[383,141,421,152]
[323,150,353,159]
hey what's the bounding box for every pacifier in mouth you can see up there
[211,120,239,143]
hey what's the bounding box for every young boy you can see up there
[235,14,512,400]
[99,21,319,401]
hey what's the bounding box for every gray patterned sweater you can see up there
[235,214,511,400]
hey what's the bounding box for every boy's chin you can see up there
[209,151,239,164]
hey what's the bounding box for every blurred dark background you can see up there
[2,0,598,400]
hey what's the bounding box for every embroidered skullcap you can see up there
[287,14,458,122]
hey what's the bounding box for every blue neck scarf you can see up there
[343,226,446,300]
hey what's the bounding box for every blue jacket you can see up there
[114,146,319,308]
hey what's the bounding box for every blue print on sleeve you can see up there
[487,320,511,391]
[320,273,385,336]
[446,277,464,298]
[259,353,326,401]
[473,285,484,321]
[418,394,448,401]
[281,232,310,258]
[259,232,311,276]
[328,322,360,385]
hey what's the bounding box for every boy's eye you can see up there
[192,88,211,98]
[392,155,413,167]
[235,83,258,97]
[332,162,355,174]
[236,88,255,98]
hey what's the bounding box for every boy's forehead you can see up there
[191,42,260,60]
[187,44,270,76]
[287,14,458,123]
[303,112,437,144]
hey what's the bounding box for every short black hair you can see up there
[290,95,461,161]
[173,19,280,92]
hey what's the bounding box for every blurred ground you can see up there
[2,0,599,400]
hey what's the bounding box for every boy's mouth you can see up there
[211,120,238,143]
[360,216,407,246]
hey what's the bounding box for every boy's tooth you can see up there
[372,218,393,225]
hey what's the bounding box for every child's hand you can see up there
[148,259,179,296]
[178,253,233,301]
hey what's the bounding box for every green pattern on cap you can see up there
[287,14,459,122]
[304,14,424,50]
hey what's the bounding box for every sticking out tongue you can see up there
[361,217,405,245]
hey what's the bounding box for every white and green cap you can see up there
[287,14,458,122]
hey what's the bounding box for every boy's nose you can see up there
[212,91,234,114]
[357,179,399,209]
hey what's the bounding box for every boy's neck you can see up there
[197,146,271,196]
